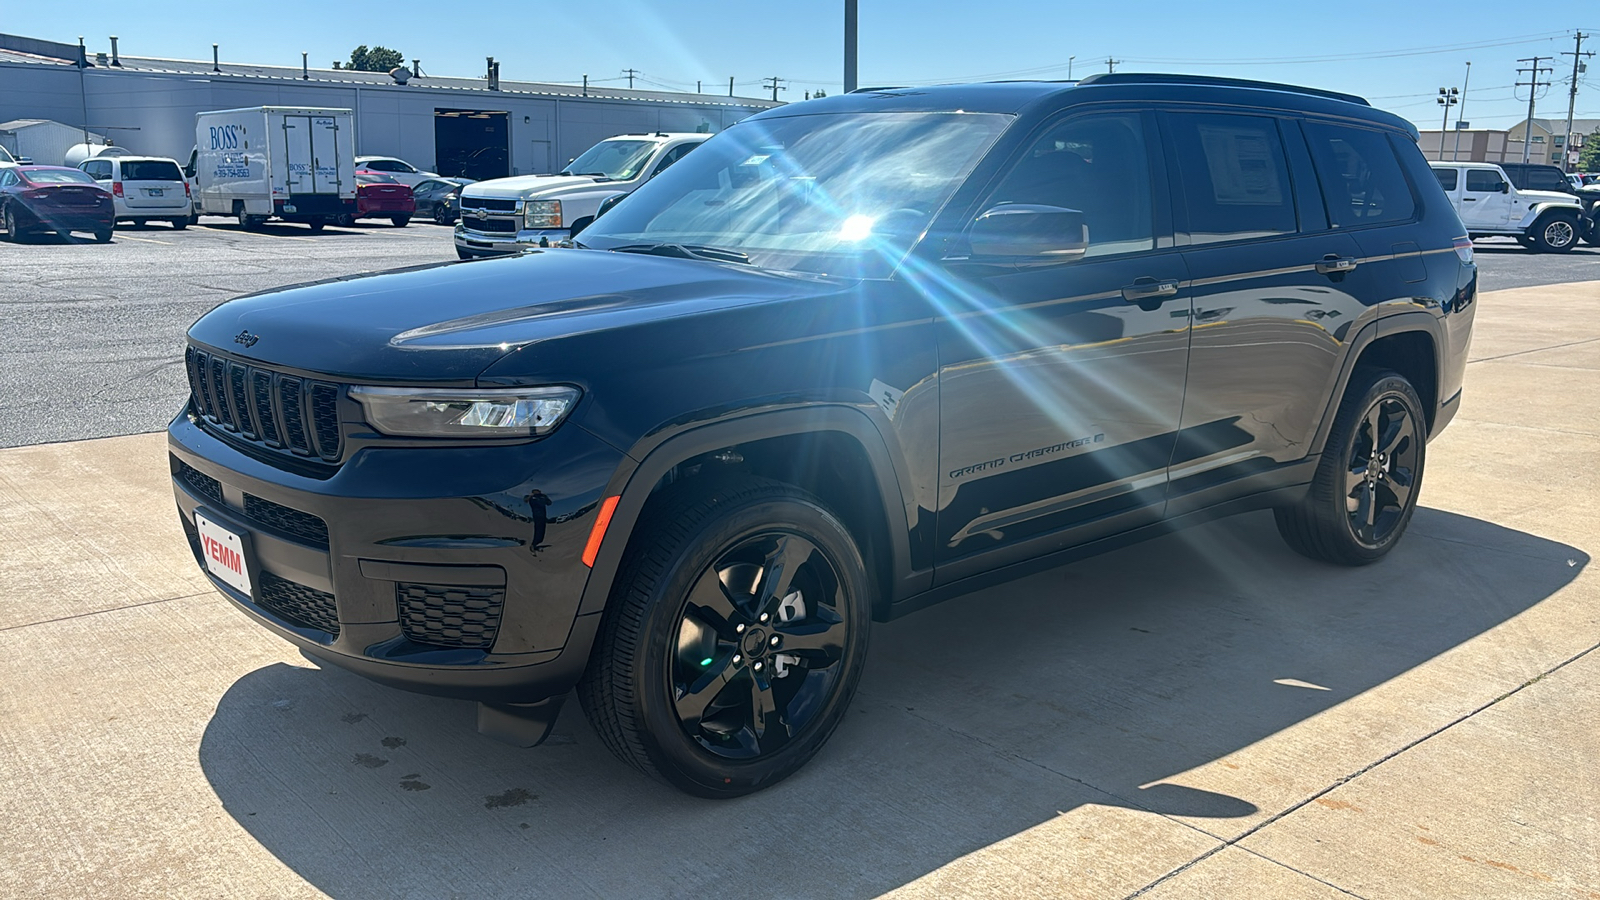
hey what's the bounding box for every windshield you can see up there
[579,111,1012,277]
[24,169,97,185]
[0,145,13,164]
[122,160,183,181]
[561,139,658,180]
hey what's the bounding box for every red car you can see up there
[0,166,115,243]
[339,171,414,227]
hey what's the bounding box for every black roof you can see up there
[750,74,1413,137]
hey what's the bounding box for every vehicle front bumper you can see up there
[453,223,571,255]
[168,410,624,704]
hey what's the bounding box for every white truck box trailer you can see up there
[194,106,356,229]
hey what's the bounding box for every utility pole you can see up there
[1452,62,1471,161]
[1436,87,1458,160]
[1067,56,1075,81]
[622,68,639,90]
[844,0,858,93]
[1515,55,1553,164]
[1105,57,1121,74]
[729,76,735,97]
[764,76,787,102]
[1561,32,1593,172]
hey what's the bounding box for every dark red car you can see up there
[0,166,115,242]
[338,171,415,227]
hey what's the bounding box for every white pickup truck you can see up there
[454,132,707,259]
[1429,161,1587,253]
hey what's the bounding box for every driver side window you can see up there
[983,112,1154,258]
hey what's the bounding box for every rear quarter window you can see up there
[1302,122,1415,227]
[1167,112,1298,244]
[122,161,183,181]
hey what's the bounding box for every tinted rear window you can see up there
[122,161,183,181]
[1168,113,1297,244]
[1302,123,1415,227]
[1433,168,1458,191]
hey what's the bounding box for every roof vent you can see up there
[389,66,412,85]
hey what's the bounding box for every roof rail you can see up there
[1074,73,1368,107]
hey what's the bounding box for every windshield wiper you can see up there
[610,242,751,265]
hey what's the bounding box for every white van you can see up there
[78,156,191,229]
[194,106,357,230]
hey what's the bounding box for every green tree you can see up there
[1580,129,1600,173]
[347,45,405,72]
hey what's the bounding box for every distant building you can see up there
[0,33,779,177]
[1418,118,1600,168]
[0,119,107,165]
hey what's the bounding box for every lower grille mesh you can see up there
[243,494,330,547]
[398,583,505,651]
[258,572,340,636]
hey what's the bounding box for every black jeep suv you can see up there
[171,74,1476,796]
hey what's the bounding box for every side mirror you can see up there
[595,193,626,220]
[965,204,1089,264]
[16,157,32,165]
[1500,181,1511,194]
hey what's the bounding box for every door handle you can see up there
[1120,279,1180,303]
[1462,197,1478,202]
[1315,255,1359,276]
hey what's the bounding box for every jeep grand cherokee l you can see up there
[171,73,1476,797]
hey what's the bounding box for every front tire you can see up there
[1275,369,1426,566]
[579,477,871,797]
[1531,211,1579,253]
[2,206,18,242]
[433,205,454,225]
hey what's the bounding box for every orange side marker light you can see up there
[582,496,621,568]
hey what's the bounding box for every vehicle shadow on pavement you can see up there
[199,507,1586,899]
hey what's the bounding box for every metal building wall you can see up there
[0,61,766,173]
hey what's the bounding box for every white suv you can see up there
[78,155,192,229]
[1429,162,1585,252]
[455,133,707,259]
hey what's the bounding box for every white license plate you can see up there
[283,204,297,213]
[195,512,252,596]
[147,188,163,196]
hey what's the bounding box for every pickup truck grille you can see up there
[461,197,517,213]
[185,346,343,462]
[460,217,519,235]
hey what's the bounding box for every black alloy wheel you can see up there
[2,206,16,242]
[1275,369,1426,566]
[669,531,849,760]
[1341,395,1420,548]
[579,477,870,797]
[433,204,453,225]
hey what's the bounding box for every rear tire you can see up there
[1531,211,1579,253]
[94,228,112,243]
[335,214,355,228]
[2,206,17,242]
[1275,369,1426,566]
[132,218,148,228]
[390,215,411,228]
[171,218,188,230]
[578,477,871,797]
[433,206,453,225]
[306,219,325,232]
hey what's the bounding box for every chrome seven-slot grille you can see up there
[185,347,342,462]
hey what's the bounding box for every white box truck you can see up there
[194,106,356,230]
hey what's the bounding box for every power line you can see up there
[1516,55,1555,163]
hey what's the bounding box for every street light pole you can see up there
[844,0,858,94]
[1436,88,1458,160]
[1452,62,1470,161]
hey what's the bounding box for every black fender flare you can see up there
[575,405,924,619]
[1306,309,1445,456]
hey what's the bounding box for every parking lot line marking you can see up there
[115,234,173,245]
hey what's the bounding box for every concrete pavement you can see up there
[0,280,1596,899]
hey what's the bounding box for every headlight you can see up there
[525,199,562,229]
[350,385,579,438]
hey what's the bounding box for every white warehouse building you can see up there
[0,33,780,178]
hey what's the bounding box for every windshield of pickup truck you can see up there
[577,111,1012,277]
[561,139,657,180]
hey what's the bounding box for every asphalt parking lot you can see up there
[0,216,1597,897]
[0,218,457,448]
[0,222,1595,449]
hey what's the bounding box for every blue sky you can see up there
[11,1,1600,130]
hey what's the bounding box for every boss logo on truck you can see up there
[208,125,243,151]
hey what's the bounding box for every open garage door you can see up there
[435,109,509,181]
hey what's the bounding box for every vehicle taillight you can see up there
[1453,237,1474,263]
[184,181,192,198]
[112,181,124,198]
